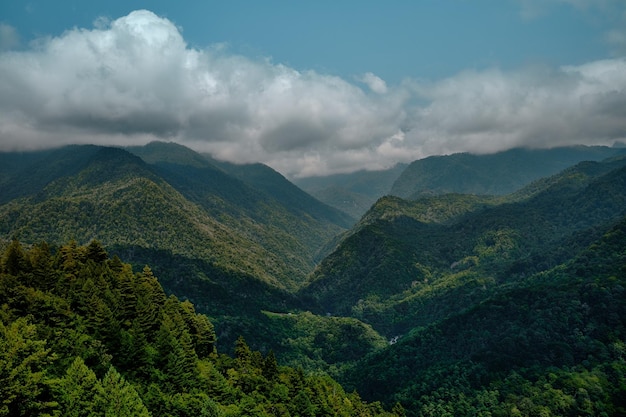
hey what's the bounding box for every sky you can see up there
[1,0,625,178]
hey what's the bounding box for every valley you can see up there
[1,142,626,416]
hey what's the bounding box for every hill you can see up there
[0,144,361,351]
[3,143,626,415]
[390,146,625,199]
[0,239,401,417]
[294,164,407,219]
[301,156,626,335]
[344,214,626,416]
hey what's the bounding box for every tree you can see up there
[98,366,151,417]
[262,350,279,383]
[2,239,30,276]
[0,317,55,417]
[86,240,108,264]
[56,356,104,417]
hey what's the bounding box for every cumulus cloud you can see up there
[0,10,625,178]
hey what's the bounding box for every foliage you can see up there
[342,213,626,416]
[0,240,399,417]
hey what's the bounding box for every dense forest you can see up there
[0,240,402,417]
[2,143,626,416]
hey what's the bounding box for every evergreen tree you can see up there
[262,350,280,383]
[99,366,151,417]
[56,356,104,417]
[86,240,108,264]
[0,317,55,417]
[28,241,56,291]
[2,239,30,276]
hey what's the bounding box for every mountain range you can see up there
[2,142,626,416]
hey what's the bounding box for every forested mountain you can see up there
[345,214,626,416]
[2,143,626,416]
[0,240,401,417]
[294,164,407,219]
[301,156,626,334]
[297,156,626,415]
[390,146,625,199]
[0,143,356,350]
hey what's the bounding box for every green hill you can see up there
[0,239,401,417]
[390,146,625,199]
[344,214,626,416]
[3,143,626,416]
[301,157,626,334]
[294,164,407,219]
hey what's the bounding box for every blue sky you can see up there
[1,1,625,177]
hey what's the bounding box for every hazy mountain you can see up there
[390,146,625,199]
[294,164,407,219]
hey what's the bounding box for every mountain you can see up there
[0,143,362,351]
[300,156,626,334]
[294,164,407,219]
[3,142,626,415]
[344,213,626,416]
[128,142,353,263]
[390,146,625,199]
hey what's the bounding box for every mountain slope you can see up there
[294,164,407,219]
[129,142,352,267]
[390,146,625,199]
[301,157,626,334]
[0,240,400,417]
[344,214,626,416]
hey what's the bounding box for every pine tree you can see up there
[99,366,151,417]
[193,314,216,359]
[86,240,108,264]
[28,241,57,291]
[0,318,55,417]
[262,350,280,383]
[2,239,30,276]
[56,356,104,417]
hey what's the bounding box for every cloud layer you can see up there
[1,10,625,177]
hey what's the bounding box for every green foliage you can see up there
[0,317,56,416]
[0,240,399,417]
[343,215,626,415]
[260,311,388,374]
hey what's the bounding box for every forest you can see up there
[0,240,402,417]
[1,143,626,416]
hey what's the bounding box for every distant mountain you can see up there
[294,164,407,219]
[128,142,353,263]
[390,146,625,199]
[301,156,626,334]
[206,155,355,228]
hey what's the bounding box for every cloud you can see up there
[0,23,19,51]
[357,72,388,94]
[0,10,625,178]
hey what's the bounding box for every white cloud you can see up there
[0,9,625,178]
[358,72,388,94]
